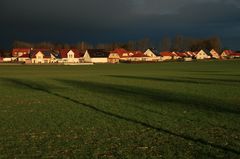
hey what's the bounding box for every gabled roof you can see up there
[111,48,128,54]
[230,53,240,56]
[160,52,174,57]
[210,49,220,55]
[19,54,30,58]
[131,51,143,54]
[118,52,130,58]
[87,49,110,58]
[148,48,160,56]
[222,50,240,56]
[12,48,31,56]
[30,50,53,58]
[198,49,211,55]
[59,49,84,58]
[12,48,31,52]
[222,50,235,55]
[130,51,148,57]
[187,51,197,56]
[175,52,188,57]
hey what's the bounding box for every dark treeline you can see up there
[0,36,223,57]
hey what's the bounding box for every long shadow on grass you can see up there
[107,75,240,86]
[2,78,240,155]
[184,70,224,73]
[183,77,240,84]
[200,74,240,77]
[56,79,240,133]
[107,75,214,85]
[101,76,240,115]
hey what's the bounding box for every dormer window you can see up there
[68,54,74,58]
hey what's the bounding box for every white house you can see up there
[144,49,161,61]
[160,52,174,61]
[210,49,220,59]
[59,49,83,63]
[128,51,148,62]
[221,50,240,59]
[196,50,211,60]
[108,53,120,63]
[108,48,129,63]
[83,49,109,63]
[31,50,56,64]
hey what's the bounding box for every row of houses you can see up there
[0,48,239,64]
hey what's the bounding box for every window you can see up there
[68,54,74,58]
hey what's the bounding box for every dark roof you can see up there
[30,50,53,58]
[149,48,160,56]
[199,49,211,55]
[87,49,110,58]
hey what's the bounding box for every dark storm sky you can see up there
[1,0,240,49]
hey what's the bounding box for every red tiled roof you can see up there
[160,52,174,56]
[59,49,68,58]
[130,51,148,57]
[132,51,144,54]
[222,50,239,57]
[223,50,235,55]
[12,48,31,52]
[187,52,197,56]
[59,49,83,58]
[117,52,130,58]
[175,52,187,57]
[12,48,31,56]
[111,48,128,54]
[230,53,240,56]
[19,54,30,58]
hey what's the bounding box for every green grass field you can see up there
[0,61,240,158]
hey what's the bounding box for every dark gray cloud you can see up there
[0,0,240,49]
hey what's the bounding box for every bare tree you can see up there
[172,35,184,51]
[13,41,33,48]
[209,37,222,52]
[160,36,171,51]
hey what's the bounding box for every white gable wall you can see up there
[144,49,157,57]
[210,49,220,59]
[196,50,210,60]
[83,51,91,63]
[67,50,79,63]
